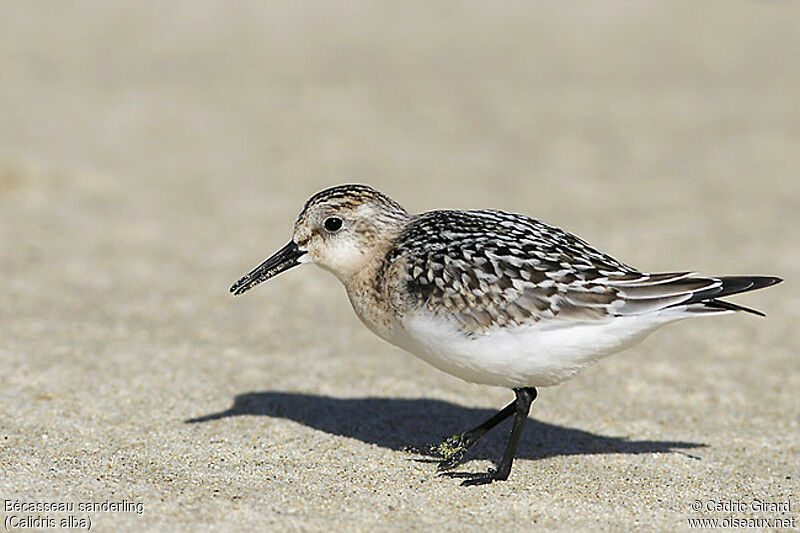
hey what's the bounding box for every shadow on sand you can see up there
[186,391,704,462]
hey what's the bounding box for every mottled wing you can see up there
[387,210,724,334]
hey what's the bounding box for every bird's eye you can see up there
[323,216,343,232]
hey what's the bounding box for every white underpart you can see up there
[383,309,729,388]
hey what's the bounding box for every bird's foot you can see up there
[440,468,503,487]
[403,443,440,456]
[436,448,469,471]
[404,433,474,470]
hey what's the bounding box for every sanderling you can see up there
[230,184,781,486]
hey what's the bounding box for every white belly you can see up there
[382,312,684,388]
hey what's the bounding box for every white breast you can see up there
[383,311,688,388]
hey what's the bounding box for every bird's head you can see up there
[230,184,409,295]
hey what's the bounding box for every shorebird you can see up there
[230,184,781,486]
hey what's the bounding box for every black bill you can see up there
[230,241,306,296]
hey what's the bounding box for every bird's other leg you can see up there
[444,387,537,486]
[405,398,517,470]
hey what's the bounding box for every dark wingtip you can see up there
[675,275,782,309]
[716,275,783,298]
[689,276,782,317]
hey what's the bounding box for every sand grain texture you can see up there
[1,2,798,531]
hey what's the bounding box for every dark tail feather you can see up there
[672,276,782,316]
[703,299,766,317]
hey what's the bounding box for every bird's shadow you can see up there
[186,391,704,462]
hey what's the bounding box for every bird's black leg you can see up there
[405,398,517,470]
[444,387,537,486]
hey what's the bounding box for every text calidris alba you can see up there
[230,184,782,485]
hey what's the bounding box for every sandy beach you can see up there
[1,2,798,530]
